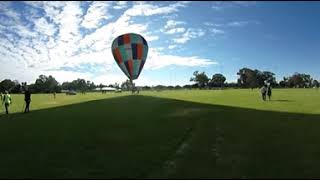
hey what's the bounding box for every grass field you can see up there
[0,89,320,178]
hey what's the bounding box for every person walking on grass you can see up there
[2,90,12,114]
[24,89,31,113]
[260,85,267,101]
[267,85,272,101]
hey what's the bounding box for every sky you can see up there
[0,1,319,86]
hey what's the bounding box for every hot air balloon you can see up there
[111,33,148,83]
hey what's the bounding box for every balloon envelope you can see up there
[111,33,148,80]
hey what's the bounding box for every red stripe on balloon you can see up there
[137,44,143,60]
[123,34,130,44]
[114,48,122,64]
[128,60,133,78]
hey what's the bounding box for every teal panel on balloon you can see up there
[143,45,148,60]
[130,34,142,44]
[133,60,141,78]
[118,46,128,62]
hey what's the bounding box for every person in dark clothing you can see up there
[267,85,272,100]
[24,90,31,113]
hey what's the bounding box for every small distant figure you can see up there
[2,90,12,114]
[260,85,267,101]
[24,89,31,113]
[267,85,272,101]
[131,87,139,94]
[53,92,56,99]
[0,92,3,101]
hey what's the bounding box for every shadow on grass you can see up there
[272,99,294,102]
[0,95,319,179]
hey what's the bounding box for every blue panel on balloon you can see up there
[131,43,138,59]
[118,36,124,46]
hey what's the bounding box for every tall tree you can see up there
[190,71,209,88]
[237,68,276,88]
[34,75,60,93]
[237,68,258,88]
[312,80,319,88]
[287,73,312,88]
[209,73,226,88]
[0,79,17,92]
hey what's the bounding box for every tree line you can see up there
[0,75,104,94]
[190,67,319,89]
[0,67,319,93]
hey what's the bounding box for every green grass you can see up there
[0,89,320,178]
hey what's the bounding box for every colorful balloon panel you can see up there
[112,33,148,80]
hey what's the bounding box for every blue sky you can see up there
[0,1,319,86]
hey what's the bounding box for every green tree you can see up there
[312,80,319,88]
[287,73,312,88]
[190,71,209,89]
[237,68,258,88]
[237,68,276,88]
[0,79,16,92]
[209,73,226,88]
[34,75,60,93]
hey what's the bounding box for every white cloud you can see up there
[161,20,186,35]
[204,22,223,27]
[211,1,257,11]
[145,48,217,70]
[0,1,217,86]
[164,27,186,34]
[56,2,83,42]
[43,70,93,84]
[33,17,57,36]
[126,3,178,17]
[81,2,112,29]
[227,21,250,27]
[113,1,128,10]
[231,1,257,7]
[210,28,225,34]
[156,47,164,51]
[164,20,185,29]
[91,74,127,85]
[168,45,178,49]
[173,28,205,44]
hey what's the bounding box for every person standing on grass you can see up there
[53,92,56,99]
[267,85,272,101]
[260,85,267,101]
[24,89,31,113]
[2,90,12,114]
[0,92,3,101]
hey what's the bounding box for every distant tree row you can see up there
[0,75,101,93]
[279,73,319,88]
[1,68,319,93]
[189,67,319,89]
[0,79,21,93]
[190,71,227,89]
